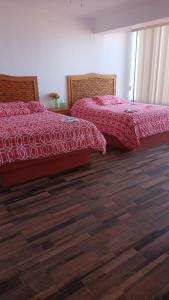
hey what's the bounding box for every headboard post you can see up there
[67,73,116,107]
[0,75,39,103]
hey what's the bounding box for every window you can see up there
[130,25,169,105]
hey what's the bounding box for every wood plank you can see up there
[1,145,169,299]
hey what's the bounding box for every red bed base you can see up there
[0,150,91,187]
[104,132,169,151]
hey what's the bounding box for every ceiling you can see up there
[1,0,160,20]
[64,0,156,17]
[4,0,158,18]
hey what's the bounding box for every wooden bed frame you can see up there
[0,75,91,187]
[67,73,116,108]
[67,73,169,151]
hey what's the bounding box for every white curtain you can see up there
[134,25,169,105]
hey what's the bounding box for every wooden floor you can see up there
[1,145,169,300]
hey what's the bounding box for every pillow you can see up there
[77,97,96,103]
[72,97,97,107]
[27,101,47,113]
[0,101,31,117]
[93,95,126,105]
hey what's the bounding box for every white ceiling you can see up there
[4,0,158,18]
[1,0,160,19]
[64,0,155,17]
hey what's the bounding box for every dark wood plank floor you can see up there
[1,145,169,300]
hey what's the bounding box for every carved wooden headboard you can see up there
[0,75,39,102]
[67,73,116,107]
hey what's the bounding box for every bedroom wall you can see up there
[0,1,131,106]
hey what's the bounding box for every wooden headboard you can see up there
[0,75,39,102]
[67,73,116,107]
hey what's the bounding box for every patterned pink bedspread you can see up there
[71,99,169,150]
[0,112,106,167]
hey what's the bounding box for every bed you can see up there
[0,75,106,187]
[68,73,169,151]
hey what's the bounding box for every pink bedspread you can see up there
[71,99,169,150]
[0,112,106,167]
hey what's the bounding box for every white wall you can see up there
[93,0,169,33]
[99,32,132,99]
[0,1,130,105]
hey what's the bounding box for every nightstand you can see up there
[48,108,70,116]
